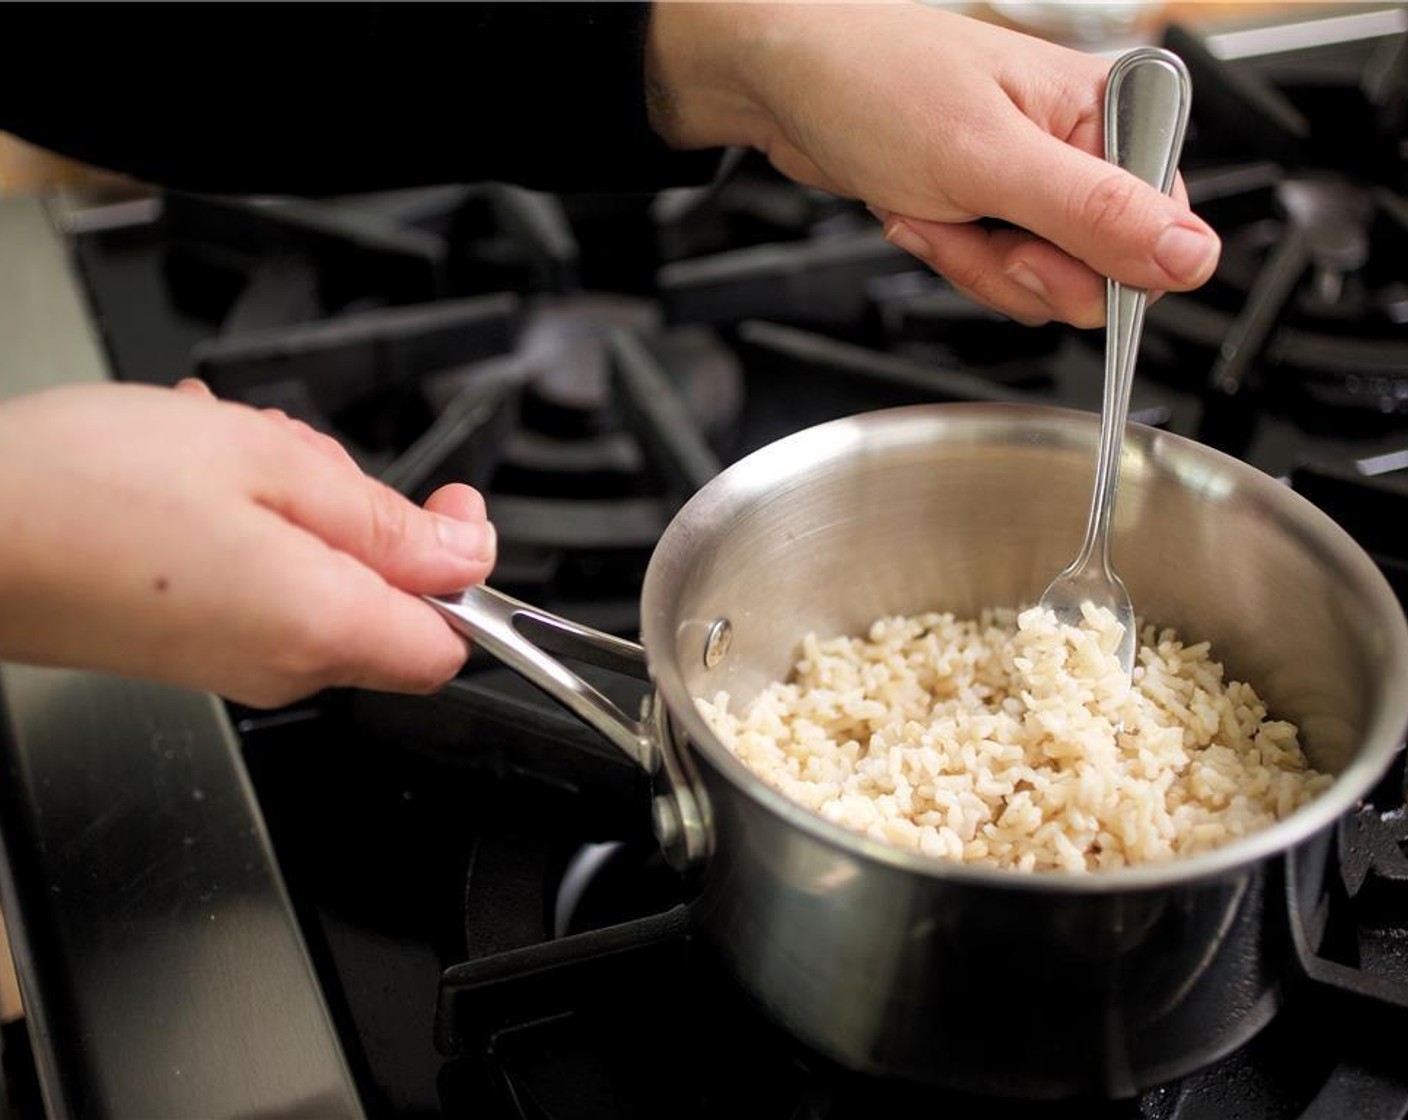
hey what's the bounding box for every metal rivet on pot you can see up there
[651,795,681,849]
[703,618,732,669]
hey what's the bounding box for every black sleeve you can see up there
[0,2,724,196]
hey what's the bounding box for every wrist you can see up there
[645,2,779,152]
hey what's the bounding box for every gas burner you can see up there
[178,254,743,623]
[1276,178,1373,308]
[501,297,743,490]
[425,752,1408,1120]
[191,294,523,474]
[1141,21,1408,455]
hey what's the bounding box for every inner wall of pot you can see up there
[648,406,1399,778]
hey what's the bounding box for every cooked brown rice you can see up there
[696,604,1332,873]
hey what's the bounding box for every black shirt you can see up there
[0,2,722,195]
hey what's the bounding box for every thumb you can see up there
[984,121,1220,292]
[254,436,496,594]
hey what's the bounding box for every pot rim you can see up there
[642,402,1408,894]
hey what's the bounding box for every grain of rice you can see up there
[696,604,1332,873]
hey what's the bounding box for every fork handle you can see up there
[1078,48,1192,567]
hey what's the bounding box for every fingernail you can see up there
[883,219,931,261]
[1005,261,1050,303]
[1155,224,1219,285]
[436,516,495,563]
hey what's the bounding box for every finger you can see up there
[883,217,1080,327]
[335,586,473,701]
[335,595,470,697]
[319,486,493,693]
[260,409,360,470]
[424,482,489,525]
[251,428,495,595]
[979,120,1221,292]
[315,560,470,697]
[424,483,496,577]
[899,214,1180,326]
[983,229,1107,328]
[949,274,1049,328]
[234,513,471,704]
[178,380,355,470]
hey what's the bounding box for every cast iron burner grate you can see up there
[1149,21,1408,457]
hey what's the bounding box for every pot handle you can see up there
[428,577,664,772]
[427,585,711,869]
[426,586,655,772]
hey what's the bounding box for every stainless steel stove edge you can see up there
[0,195,363,1120]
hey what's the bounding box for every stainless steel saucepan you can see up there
[429,402,1408,1098]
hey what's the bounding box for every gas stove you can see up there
[2,6,1408,1118]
